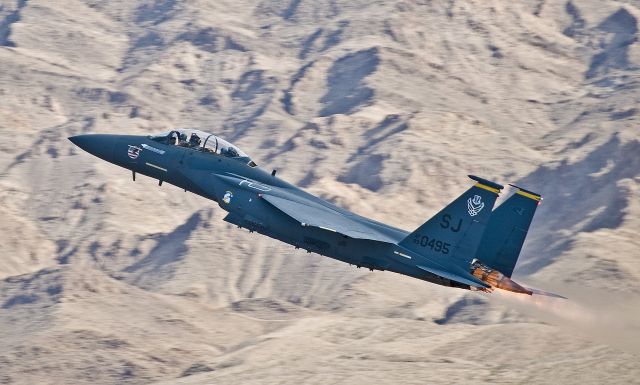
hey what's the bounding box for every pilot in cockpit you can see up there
[177,132,188,146]
[188,133,201,148]
[150,130,257,166]
[169,131,179,145]
[221,146,239,157]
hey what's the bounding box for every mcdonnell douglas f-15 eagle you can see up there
[70,129,561,297]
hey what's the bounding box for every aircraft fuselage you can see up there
[70,133,467,290]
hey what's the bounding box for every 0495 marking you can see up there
[412,234,450,255]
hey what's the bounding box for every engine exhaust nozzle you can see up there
[470,260,533,295]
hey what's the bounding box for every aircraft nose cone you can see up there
[69,134,117,162]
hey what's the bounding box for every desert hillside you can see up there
[0,1,639,384]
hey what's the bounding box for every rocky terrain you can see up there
[0,0,639,384]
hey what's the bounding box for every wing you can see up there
[261,194,398,243]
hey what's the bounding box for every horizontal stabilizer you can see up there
[528,287,567,299]
[416,264,490,289]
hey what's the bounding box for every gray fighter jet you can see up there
[70,129,559,297]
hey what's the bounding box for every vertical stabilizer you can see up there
[399,176,503,268]
[475,185,541,277]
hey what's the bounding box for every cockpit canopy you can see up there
[150,129,257,167]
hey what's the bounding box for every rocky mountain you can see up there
[0,1,639,384]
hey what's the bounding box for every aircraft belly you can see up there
[187,174,479,291]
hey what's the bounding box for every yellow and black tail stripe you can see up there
[474,183,501,194]
[468,175,503,194]
[509,184,542,201]
[516,189,542,201]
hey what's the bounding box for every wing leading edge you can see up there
[261,194,399,243]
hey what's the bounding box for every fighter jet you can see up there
[69,129,559,297]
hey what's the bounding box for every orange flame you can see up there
[471,263,533,295]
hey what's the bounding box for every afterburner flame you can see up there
[470,261,532,295]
